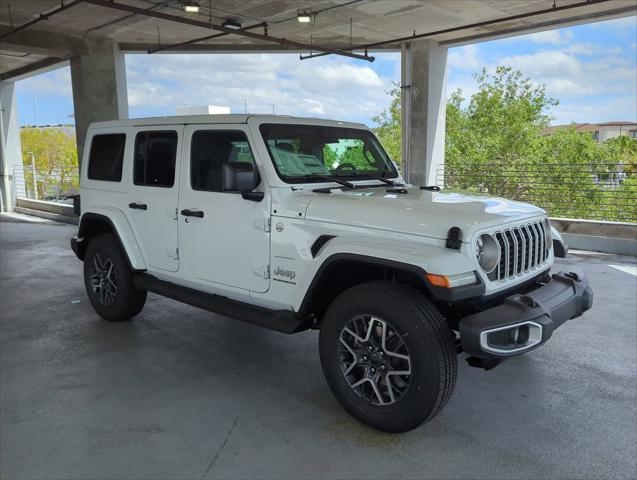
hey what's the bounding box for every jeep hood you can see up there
[303,187,545,240]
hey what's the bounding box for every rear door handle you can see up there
[128,202,147,210]
[181,208,204,218]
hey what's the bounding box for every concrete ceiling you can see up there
[1,0,635,80]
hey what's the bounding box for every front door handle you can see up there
[129,202,147,210]
[181,208,204,218]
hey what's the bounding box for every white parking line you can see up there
[608,265,637,277]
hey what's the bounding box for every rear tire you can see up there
[83,233,146,322]
[319,281,457,432]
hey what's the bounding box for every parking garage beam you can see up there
[70,38,128,163]
[401,39,447,187]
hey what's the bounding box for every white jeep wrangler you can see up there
[71,115,592,432]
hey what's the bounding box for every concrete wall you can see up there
[70,39,128,164]
[551,217,637,256]
[0,81,23,212]
[14,198,78,225]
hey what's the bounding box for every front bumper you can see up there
[459,269,593,359]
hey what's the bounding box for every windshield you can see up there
[259,124,398,183]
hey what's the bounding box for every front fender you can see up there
[317,236,477,276]
[293,236,479,312]
[79,207,146,271]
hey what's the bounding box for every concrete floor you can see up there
[1,220,636,480]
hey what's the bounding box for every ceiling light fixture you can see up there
[183,1,200,13]
[222,19,242,29]
[297,10,313,24]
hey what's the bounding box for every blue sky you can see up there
[14,15,637,128]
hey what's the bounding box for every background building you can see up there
[542,121,637,142]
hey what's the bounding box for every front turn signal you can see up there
[426,271,477,288]
[426,273,450,288]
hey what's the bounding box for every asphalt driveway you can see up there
[1,219,636,479]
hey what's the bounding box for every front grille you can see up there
[490,221,549,281]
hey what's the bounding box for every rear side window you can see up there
[191,131,255,192]
[134,131,178,187]
[87,133,126,182]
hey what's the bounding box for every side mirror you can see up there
[222,162,260,192]
[222,162,263,202]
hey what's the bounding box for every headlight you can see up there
[543,218,552,251]
[476,234,499,273]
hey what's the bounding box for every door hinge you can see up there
[254,217,271,232]
[254,264,270,279]
[265,218,271,233]
[167,247,179,260]
[173,207,178,220]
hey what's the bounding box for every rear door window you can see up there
[87,133,126,182]
[133,131,178,187]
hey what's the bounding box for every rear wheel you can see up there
[83,233,146,322]
[319,281,457,432]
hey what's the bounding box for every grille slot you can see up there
[489,221,548,281]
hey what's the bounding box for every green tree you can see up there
[444,67,558,198]
[371,66,635,222]
[372,81,401,164]
[20,127,78,199]
[605,135,637,173]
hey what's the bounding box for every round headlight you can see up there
[543,218,552,251]
[476,234,499,273]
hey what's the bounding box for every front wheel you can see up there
[83,233,146,322]
[319,281,457,432]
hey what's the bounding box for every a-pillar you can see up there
[400,39,448,186]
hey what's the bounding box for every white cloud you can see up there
[447,44,482,71]
[500,29,575,45]
[552,95,637,124]
[447,18,637,124]
[16,67,72,96]
[479,48,635,98]
[125,53,395,125]
[525,29,574,45]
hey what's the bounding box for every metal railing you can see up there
[437,163,637,223]
[13,165,80,204]
[10,162,636,223]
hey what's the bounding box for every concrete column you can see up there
[71,39,128,164]
[0,81,23,212]
[401,39,447,186]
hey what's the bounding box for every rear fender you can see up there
[78,207,146,271]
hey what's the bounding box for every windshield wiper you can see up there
[315,175,355,189]
[348,173,402,186]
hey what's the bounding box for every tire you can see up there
[319,281,457,432]
[83,233,146,322]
